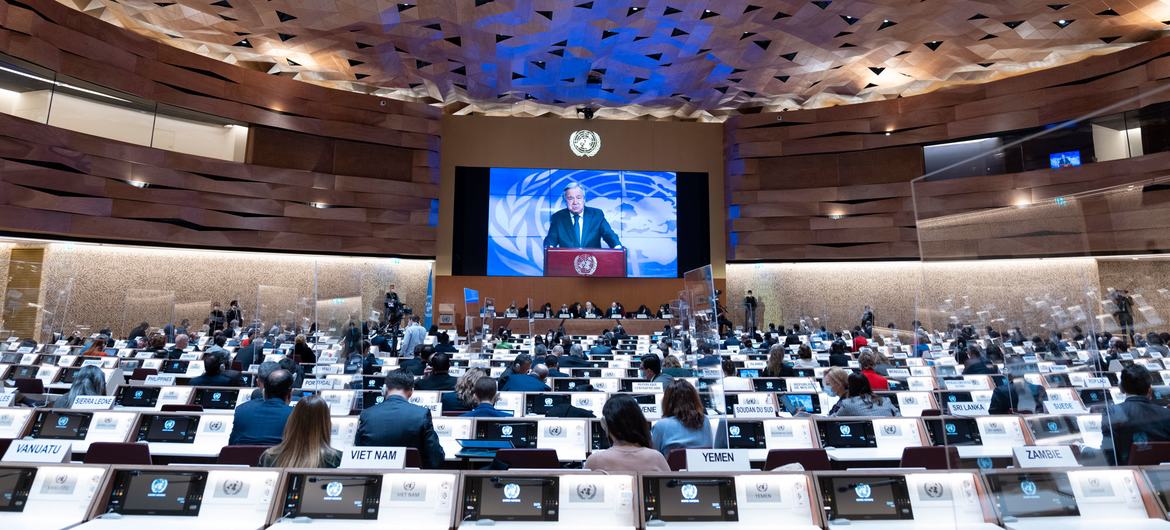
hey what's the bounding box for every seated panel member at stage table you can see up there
[580,301,601,318]
[543,182,623,249]
[607,302,624,318]
[557,303,574,319]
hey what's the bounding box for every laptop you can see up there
[455,439,514,459]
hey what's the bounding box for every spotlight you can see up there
[127,180,148,188]
[576,107,596,120]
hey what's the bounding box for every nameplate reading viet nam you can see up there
[1013,446,1079,469]
[685,449,750,472]
[3,440,72,463]
[71,396,115,410]
[733,404,777,418]
[143,375,176,386]
[947,402,989,416]
[339,446,406,470]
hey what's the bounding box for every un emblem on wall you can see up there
[569,130,601,157]
[573,254,598,275]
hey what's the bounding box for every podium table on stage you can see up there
[544,248,626,277]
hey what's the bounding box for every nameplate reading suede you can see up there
[1013,445,1079,468]
[685,449,750,472]
[948,402,989,416]
[339,446,406,469]
[733,404,777,418]
[3,440,72,463]
[143,375,176,386]
[1045,400,1086,414]
[71,396,115,410]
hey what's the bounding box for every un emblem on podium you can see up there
[573,254,598,275]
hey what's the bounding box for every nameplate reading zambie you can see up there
[733,404,777,418]
[685,449,750,472]
[1013,445,1080,468]
[71,396,116,410]
[339,446,406,470]
[143,375,176,386]
[3,440,72,463]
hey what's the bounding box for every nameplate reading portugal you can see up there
[339,446,406,470]
[301,378,336,391]
[685,449,750,472]
[733,404,777,418]
[143,375,176,386]
[71,396,116,410]
[948,402,989,416]
[1013,445,1079,468]
[3,440,72,463]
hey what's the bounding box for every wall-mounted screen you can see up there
[1049,150,1081,168]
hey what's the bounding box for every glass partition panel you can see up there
[256,284,311,339]
[121,289,175,340]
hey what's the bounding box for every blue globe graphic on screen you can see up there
[151,478,169,494]
[854,483,872,499]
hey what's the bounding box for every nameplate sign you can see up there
[1120,353,1134,360]
[18,354,37,365]
[301,378,336,391]
[339,446,406,470]
[632,382,664,393]
[787,378,817,393]
[685,449,751,472]
[0,393,14,407]
[314,365,342,375]
[1083,377,1111,389]
[55,347,71,355]
[421,403,442,415]
[944,379,984,391]
[948,402,990,416]
[886,369,911,379]
[733,404,777,418]
[639,403,661,420]
[907,377,935,391]
[16,347,33,355]
[1013,445,1079,468]
[143,375,177,386]
[179,353,201,361]
[1048,365,1069,373]
[3,440,72,463]
[1045,400,1087,414]
[71,396,116,410]
[134,352,153,360]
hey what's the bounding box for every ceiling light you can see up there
[309,202,328,209]
[885,132,891,136]
[829,213,844,220]
[127,180,148,188]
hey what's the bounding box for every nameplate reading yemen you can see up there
[685,449,750,472]
[339,446,406,469]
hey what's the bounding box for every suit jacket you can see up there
[234,342,263,368]
[500,373,550,392]
[416,373,457,391]
[399,358,425,376]
[229,398,292,446]
[1101,396,1170,465]
[441,391,472,412]
[355,395,445,468]
[543,206,621,249]
[558,355,591,368]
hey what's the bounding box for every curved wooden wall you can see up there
[726,36,1170,261]
[0,0,439,256]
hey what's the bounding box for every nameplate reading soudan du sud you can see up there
[3,440,72,463]
[339,446,406,470]
[685,449,751,472]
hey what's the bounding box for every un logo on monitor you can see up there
[544,397,554,406]
[503,483,521,500]
[680,484,699,501]
[839,425,852,436]
[56,416,70,428]
[150,478,169,495]
[163,419,176,431]
[325,481,344,498]
[1020,480,1037,496]
[729,426,741,437]
[501,425,514,437]
[946,423,958,434]
[854,483,872,499]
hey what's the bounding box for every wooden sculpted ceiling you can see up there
[61,0,1170,120]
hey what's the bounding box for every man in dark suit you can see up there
[233,329,264,369]
[542,182,622,249]
[1100,364,1170,465]
[190,350,245,387]
[499,354,550,392]
[557,344,591,369]
[416,353,457,391]
[229,369,293,446]
[355,370,445,468]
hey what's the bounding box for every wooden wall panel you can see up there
[0,0,440,257]
[727,37,1170,261]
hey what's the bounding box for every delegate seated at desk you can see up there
[542,182,622,249]
[230,369,293,446]
[355,370,445,468]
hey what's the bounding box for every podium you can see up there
[544,248,627,277]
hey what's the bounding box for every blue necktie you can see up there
[572,213,581,247]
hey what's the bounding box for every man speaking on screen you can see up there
[543,182,623,249]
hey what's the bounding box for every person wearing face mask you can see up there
[821,367,849,414]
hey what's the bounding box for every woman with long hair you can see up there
[651,379,714,456]
[441,367,485,412]
[763,343,795,377]
[584,395,670,472]
[259,395,341,468]
[79,338,106,357]
[53,365,107,408]
[293,334,316,365]
[830,372,900,417]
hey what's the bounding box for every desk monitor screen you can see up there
[576,369,603,378]
[590,420,612,450]
[818,475,913,521]
[56,367,80,385]
[779,393,820,414]
[117,386,160,408]
[285,474,381,520]
[643,476,737,522]
[195,388,239,410]
[0,353,18,364]
[161,360,189,374]
[737,369,760,378]
[552,378,591,392]
[752,378,786,392]
[107,470,207,516]
[819,420,877,448]
[477,421,538,448]
[140,415,200,443]
[1078,388,1113,407]
[986,472,1079,518]
[0,468,36,512]
[1044,374,1072,388]
[1142,469,1170,514]
[32,410,91,440]
[1026,416,1079,441]
[525,393,570,416]
[462,476,559,522]
[361,391,386,410]
[362,375,386,390]
[924,417,983,446]
[11,365,36,379]
[939,391,973,405]
[726,421,766,449]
